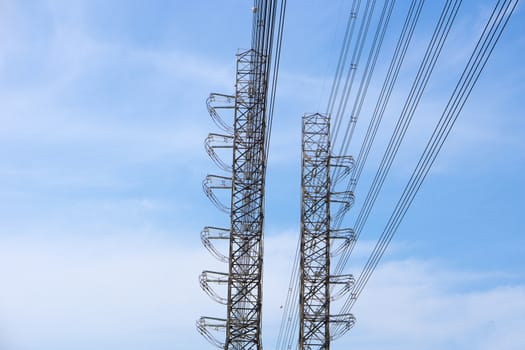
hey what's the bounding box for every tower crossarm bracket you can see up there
[207,93,235,134]
[200,270,230,305]
[201,226,230,263]
[330,228,356,257]
[329,274,355,301]
[202,174,232,213]
[330,155,355,186]
[329,313,356,340]
[331,190,355,224]
[205,133,234,172]
[197,316,227,348]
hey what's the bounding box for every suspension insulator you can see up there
[330,155,355,186]
[196,316,226,348]
[207,93,235,134]
[204,133,234,172]
[330,228,356,257]
[331,190,355,223]
[201,226,230,263]
[199,270,229,305]
[329,274,355,301]
[329,313,356,340]
[202,174,232,213]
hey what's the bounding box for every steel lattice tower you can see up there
[198,49,267,350]
[299,113,356,350]
[225,48,267,349]
[198,1,283,349]
[300,113,332,349]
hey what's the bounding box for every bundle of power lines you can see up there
[276,0,518,349]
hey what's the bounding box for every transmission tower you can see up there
[198,1,285,349]
[299,113,356,349]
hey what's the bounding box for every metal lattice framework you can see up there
[225,48,267,349]
[198,49,269,350]
[300,113,356,349]
[300,113,332,349]
[199,1,285,348]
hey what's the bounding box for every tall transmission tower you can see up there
[198,1,286,349]
[299,113,356,349]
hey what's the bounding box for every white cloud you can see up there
[0,232,222,350]
[260,231,525,349]
[0,226,523,350]
[0,0,234,159]
[339,259,525,350]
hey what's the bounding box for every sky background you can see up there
[0,1,524,349]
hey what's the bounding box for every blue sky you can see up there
[0,1,524,349]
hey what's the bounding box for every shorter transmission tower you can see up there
[300,113,356,349]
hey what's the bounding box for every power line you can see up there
[333,0,461,278]
[330,0,396,186]
[331,0,378,147]
[334,0,518,333]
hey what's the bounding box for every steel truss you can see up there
[225,48,267,350]
[300,113,356,350]
[198,49,268,350]
[199,1,283,348]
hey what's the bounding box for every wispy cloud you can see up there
[0,212,523,349]
[0,231,219,350]
[343,259,525,350]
